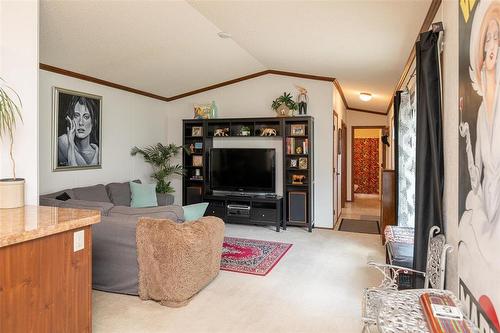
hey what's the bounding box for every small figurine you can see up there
[296,85,309,115]
[214,128,229,137]
[189,144,195,154]
[260,128,278,136]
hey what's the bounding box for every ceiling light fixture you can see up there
[217,31,232,39]
[359,92,372,102]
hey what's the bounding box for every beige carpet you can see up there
[93,223,384,333]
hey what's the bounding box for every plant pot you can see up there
[0,178,25,209]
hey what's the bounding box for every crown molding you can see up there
[40,63,386,115]
[40,63,337,103]
[39,63,171,102]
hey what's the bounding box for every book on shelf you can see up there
[420,292,473,333]
[286,137,308,155]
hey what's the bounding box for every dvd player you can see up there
[227,204,251,217]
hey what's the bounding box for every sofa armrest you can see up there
[156,193,174,206]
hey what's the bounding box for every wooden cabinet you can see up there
[380,170,396,244]
[0,227,93,333]
[0,206,99,333]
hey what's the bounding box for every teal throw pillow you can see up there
[130,182,158,208]
[183,202,209,221]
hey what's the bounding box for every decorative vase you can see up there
[276,104,290,117]
[0,178,25,208]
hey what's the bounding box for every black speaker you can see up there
[186,186,203,204]
[288,191,307,223]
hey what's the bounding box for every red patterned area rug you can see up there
[220,237,292,276]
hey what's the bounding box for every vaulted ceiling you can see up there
[40,0,432,114]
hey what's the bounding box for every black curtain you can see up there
[393,90,402,217]
[413,30,444,288]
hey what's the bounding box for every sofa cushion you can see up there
[59,199,114,216]
[73,184,111,203]
[106,180,141,206]
[183,202,209,221]
[130,182,158,208]
[109,205,184,223]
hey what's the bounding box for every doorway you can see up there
[351,126,386,202]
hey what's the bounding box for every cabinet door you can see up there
[288,191,307,223]
[205,201,225,219]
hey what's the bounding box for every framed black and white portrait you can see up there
[52,87,102,171]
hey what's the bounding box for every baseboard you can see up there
[314,226,334,230]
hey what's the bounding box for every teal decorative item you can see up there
[130,182,158,208]
[210,101,218,119]
[183,202,209,221]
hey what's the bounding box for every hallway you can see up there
[335,194,380,232]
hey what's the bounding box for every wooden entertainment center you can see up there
[182,116,315,231]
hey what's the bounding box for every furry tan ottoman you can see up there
[136,216,225,307]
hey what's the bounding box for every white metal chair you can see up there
[361,226,452,333]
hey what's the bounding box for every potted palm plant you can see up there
[130,143,186,197]
[0,78,24,209]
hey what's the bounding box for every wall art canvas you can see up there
[459,1,500,332]
[53,87,102,171]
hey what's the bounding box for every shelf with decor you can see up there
[182,116,314,232]
[204,118,282,138]
[283,117,314,232]
[182,120,210,205]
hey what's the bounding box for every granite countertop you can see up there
[0,205,100,248]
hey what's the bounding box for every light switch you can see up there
[74,230,85,252]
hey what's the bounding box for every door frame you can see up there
[350,125,387,202]
[341,121,347,208]
[333,110,339,224]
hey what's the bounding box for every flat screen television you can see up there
[210,148,275,193]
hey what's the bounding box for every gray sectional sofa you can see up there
[40,181,184,295]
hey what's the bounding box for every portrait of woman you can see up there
[459,1,500,330]
[53,88,102,170]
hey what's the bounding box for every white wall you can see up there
[39,71,169,194]
[0,0,39,204]
[345,110,388,201]
[167,74,335,228]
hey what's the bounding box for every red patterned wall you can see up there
[353,138,380,194]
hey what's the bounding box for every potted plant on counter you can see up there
[130,143,186,200]
[0,78,24,209]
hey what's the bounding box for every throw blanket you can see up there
[136,216,225,307]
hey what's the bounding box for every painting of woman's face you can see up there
[73,102,93,139]
[484,19,499,71]
[53,88,102,171]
